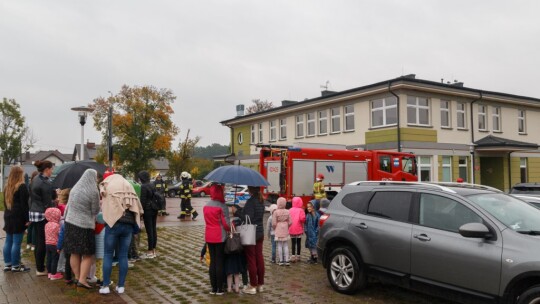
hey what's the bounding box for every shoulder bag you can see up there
[237,215,257,246]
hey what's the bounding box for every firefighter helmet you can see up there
[181,171,189,179]
[317,173,324,181]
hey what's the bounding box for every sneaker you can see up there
[99,286,110,294]
[36,270,48,276]
[278,262,284,266]
[257,285,264,292]
[112,261,119,267]
[11,265,30,273]
[50,273,63,280]
[115,286,125,294]
[31,246,35,251]
[215,290,224,296]
[209,290,216,295]
[4,265,12,272]
[128,263,135,268]
[242,285,257,295]
[48,273,51,279]
[140,253,155,259]
[162,211,170,216]
[271,259,276,264]
[26,244,31,250]
[87,276,98,283]
[285,261,290,266]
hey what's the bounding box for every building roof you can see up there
[73,142,101,160]
[474,135,539,151]
[24,150,71,163]
[221,74,540,126]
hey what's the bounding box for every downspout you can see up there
[508,152,512,192]
[228,125,235,164]
[469,91,483,184]
[388,81,401,152]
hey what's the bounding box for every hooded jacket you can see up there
[45,207,61,245]
[138,170,154,211]
[64,169,100,229]
[272,198,291,240]
[288,197,306,236]
[203,184,230,243]
[100,174,143,229]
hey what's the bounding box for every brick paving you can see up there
[1,197,453,303]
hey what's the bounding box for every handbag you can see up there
[237,215,257,246]
[224,224,243,254]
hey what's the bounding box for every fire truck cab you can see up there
[259,146,417,205]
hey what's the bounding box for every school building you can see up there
[220,74,540,192]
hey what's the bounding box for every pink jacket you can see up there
[45,207,61,246]
[272,198,291,239]
[288,197,306,235]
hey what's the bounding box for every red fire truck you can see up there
[259,145,418,205]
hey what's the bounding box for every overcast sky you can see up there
[1,0,539,153]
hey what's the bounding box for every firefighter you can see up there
[313,173,326,210]
[153,174,169,216]
[177,172,198,220]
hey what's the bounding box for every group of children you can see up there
[267,197,321,266]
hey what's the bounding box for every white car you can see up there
[225,185,250,207]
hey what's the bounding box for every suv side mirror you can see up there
[459,223,491,239]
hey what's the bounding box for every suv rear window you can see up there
[367,191,412,222]
[511,186,540,195]
[341,191,371,213]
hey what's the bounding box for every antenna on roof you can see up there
[320,81,330,91]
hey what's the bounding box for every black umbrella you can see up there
[52,161,107,189]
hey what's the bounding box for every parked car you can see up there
[510,183,540,197]
[511,194,540,209]
[225,185,250,207]
[192,179,204,188]
[318,181,540,304]
[192,182,213,197]
[167,182,182,198]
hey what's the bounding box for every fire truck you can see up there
[259,145,418,205]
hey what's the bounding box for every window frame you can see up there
[440,100,451,128]
[371,97,397,128]
[457,102,467,129]
[295,114,305,138]
[258,123,263,144]
[344,104,355,132]
[492,106,501,132]
[250,125,255,144]
[407,96,431,126]
[478,104,487,131]
[330,107,341,134]
[418,155,432,182]
[318,110,328,135]
[458,156,468,182]
[442,156,452,182]
[306,112,316,137]
[520,158,528,183]
[279,118,287,140]
[518,109,526,134]
[269,120,277,142]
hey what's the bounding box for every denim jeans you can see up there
[103,222,133,287]
[270,235,276,261]
[46,245,59,274]
[3,233,24,267]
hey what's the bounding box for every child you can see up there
[288,197,306,263]
[272,197,291,266]
[56,188,72,284]
[266,204,278,263]
[304,202,321,264]
[44,207,62,280]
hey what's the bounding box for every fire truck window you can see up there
[379,155,392,173]
[342,192,371,214]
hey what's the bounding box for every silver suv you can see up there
[318,182,540,304]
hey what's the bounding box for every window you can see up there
[344,105,355,131]
[518,110,526,134]
[457,102,467,129]
[342,192,371,214]
[407,96,430,126]
[306,112,316,136]
[331,107,341,133]
[237,132,243,145]
[269,120,277,142]
[250,125,255,144]
[371,97,397,127]
[279,119,287,140]
[258,123,263,143]
[459,156,468,182]
[521,158,528,183]
[295,115,304,138]
[478,105,487,131]
[367,191,412,222]
[419,194,482,232]
[492,107,501,132]
[318,110,328,135]
[379,155,392,173]
[442,156,452,182]
[418,156,432,181]
[440,100,451,128]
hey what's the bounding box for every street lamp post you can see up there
[71,106,94,161]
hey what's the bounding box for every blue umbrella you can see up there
[204,165,269,187]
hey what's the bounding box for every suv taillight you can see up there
[319,214,330,227]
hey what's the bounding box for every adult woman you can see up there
[63,169,100,289]
[3,166,30,272]
[203,184,230,295]
[242,186,266,295]
[138,170,158,258]
[29,160,56,276]
[99,173,143,294]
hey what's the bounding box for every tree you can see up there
[194,143,230,159]
[91,85,179,177]
[167,129,200,180]
[0,98,29,164]
[245,99,274,114]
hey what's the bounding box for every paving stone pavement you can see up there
[1,197,454,303]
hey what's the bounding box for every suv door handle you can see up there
[356,223,368,230]
[413,234,431,241]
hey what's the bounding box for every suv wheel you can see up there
[327,247,366,294]
[518,285,540,304]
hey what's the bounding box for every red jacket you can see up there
[203,200,230,243]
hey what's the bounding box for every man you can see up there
[312,173,326,210]
[178,172,198,220]
[153,174,169,216]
